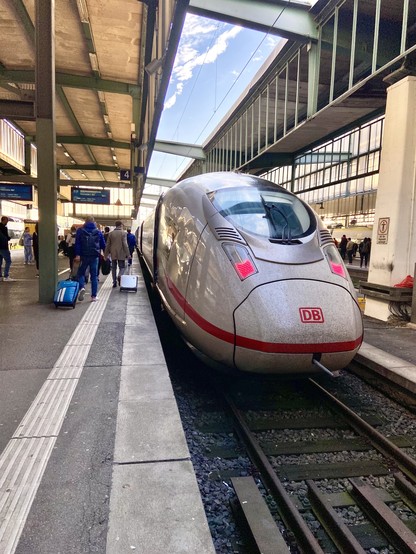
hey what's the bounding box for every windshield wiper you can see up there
[261,196,292,242]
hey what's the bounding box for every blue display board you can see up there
[71,188,110,204]
[0,184,33,201]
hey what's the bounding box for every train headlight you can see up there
[324,243,347,279]
[222,243,258,280]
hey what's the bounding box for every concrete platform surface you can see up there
[0,250,215,554]
[355,316,416,393]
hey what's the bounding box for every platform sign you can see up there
[120,169,131,181]
[0,184,33,201]
[71,188,110,205]
[377,217,390,244]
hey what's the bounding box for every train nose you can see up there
[233,280,363,373]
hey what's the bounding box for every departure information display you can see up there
[71,188,110,204]
[0,184,33,201]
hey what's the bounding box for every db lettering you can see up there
[299,307,324,323]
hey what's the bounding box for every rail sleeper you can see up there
[231,476,290,553]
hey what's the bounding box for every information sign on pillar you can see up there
[377,217,390,244]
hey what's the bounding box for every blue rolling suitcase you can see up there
[54,279,80,308]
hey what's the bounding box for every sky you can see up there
[146,13,283,187]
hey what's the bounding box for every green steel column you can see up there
[307,41,319,118]
[36,0,57,303]
[24,138,31,175]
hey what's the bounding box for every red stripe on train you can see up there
[165,275,362,353]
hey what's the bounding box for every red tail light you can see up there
[222,243,258,280]
[329,261,346,277]
[325,244,347,279]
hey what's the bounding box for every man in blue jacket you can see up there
[126,228,136,267]
[74,216,106,302]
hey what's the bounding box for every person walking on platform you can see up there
[346,237,354,264]
[32,223,39,277]
[126,228,136,267]
[65,225,77,274]
[360,237,371,268]
[74,216,106,302]
[0,216,14,281]
[104,220,130,288]
[339,234,348,260]
[22,226,33,264]
[103,226,110,242]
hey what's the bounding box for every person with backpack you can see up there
[74,216,106,302]
[126,228,136,267]
[339,234,348,260]
[359,237,371,268]
[65,225,77,274]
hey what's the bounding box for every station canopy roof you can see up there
[0,0,186,206]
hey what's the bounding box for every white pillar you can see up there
[365,76,416,320]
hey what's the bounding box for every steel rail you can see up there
[309,378,416,482]
[350,477,416,554]
[223,391,325,554]
[306,480,366,554]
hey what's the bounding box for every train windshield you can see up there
[210,186,315,240]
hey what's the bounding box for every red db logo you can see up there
[299,307,324,323]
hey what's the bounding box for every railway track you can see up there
[147,282,416,553]
[215,376,416,553]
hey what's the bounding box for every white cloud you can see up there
[164,15,242,109]
[265,35,281,49]
[164,93,177,110]
[181,14,218,41]
[164,82,183,110]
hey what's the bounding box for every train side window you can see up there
[159,205,178,262]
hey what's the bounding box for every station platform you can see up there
[0,249,215,554]
[0,248,415,553]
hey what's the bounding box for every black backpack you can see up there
[0,228,8,249]
[80,228,100,256]
[59,239,69,256]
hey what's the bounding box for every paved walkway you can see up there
[0,251,214,554]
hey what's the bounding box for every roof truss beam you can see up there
[58,164,119,173]
[58,180,121,187]
[239,151,294,171]
[56,136,130,150]
[0,70,139,96]
[0,100,35,120]
[141,192,160,201]
[188,0,317,43]
[0,174,176,191]
[154,139,205,160]
[145,176,176,188]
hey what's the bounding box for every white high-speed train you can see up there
[138,172,363,375]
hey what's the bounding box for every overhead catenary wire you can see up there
[170,4,289,178]
[153,20,222,177]
[153,4,290,182]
